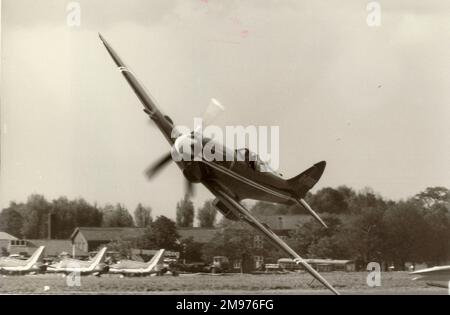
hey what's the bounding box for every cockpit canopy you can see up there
[235,148,281,176]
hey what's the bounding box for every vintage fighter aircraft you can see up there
[0,246,46,275]
[109,249,165,277]
[411,265,450,288]
[99,34,339,295]
[46,247,109,276]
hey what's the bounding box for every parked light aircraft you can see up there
[411,265,450,288]
[46,247,109,276]
[0,246,46,275]
[99,34,339,295]
[109,249,165,276]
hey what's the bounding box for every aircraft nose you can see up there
[172,134,201,162]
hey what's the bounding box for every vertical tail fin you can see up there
[287,161,326,198]
[24,246,45,269]
[87,247,107,271]
[144,249,165,272]
[288,161,328,228]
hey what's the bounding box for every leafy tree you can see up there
[201,220,281,265]
[134,203,152,227]
[197,200,217,228]
[176,195,194,227]
[20,195,51,239]
[201,221,255,263]
[0,206,24,238]
[307,235,350,259]
[415,186,450,209]
[309,187,349,214]
[421,203,450,264]
[101,203,134,227]
[51,197,102,238]
[180,237,204,263]
[141,216,179,250]
[106,239,134,259]
[336,185,356,202]
[71,198,103,228]
[1,196,104,240]
[340,206,386,264]
[347,187,386,214]
[382,200,428,269]
[288,215,343,257]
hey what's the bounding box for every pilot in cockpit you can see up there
[235,148,282,177]
[236,148,258,171]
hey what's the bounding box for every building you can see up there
[177,227,218,243]
[256,215,311,238]
[8,239,88,258]
[278,258,356,272]
[1,230,89,258]
[0,232,18,254]
[70,227,147,252]
[70,226,220,253]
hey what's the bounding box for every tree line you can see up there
[0,194,216,240]
[1,186,449,269]
[201,186,450,270]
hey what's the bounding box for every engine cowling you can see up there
[171,133,202,162]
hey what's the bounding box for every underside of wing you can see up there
[411,265,450,276]
[204,181,339,295]
[200,160,328,228]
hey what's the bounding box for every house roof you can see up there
[177,228,218,243]
[0,232,18,241]
[8,239,88,257]
[70,227,218,245]
[279,258,353,265]
[28,239,88,257]
[71,227,146,242]
[256,215,311,230]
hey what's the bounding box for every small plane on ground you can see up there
[46,247,109,276]
[0,246,46,275]
[411,265,450,288]
[99,34,339,295]
[109,249,166,276]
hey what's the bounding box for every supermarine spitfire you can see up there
[99,34,339,295]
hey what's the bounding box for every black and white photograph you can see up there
[0,0,449,299]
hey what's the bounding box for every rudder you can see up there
[287,161,326,198]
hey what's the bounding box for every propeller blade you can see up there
[144,153,172,179]
[201,98,225,128]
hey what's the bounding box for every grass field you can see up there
[0,272,444,295]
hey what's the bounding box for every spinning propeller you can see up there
[144,98,225,197]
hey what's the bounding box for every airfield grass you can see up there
[0,271,438,294]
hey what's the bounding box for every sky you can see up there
[1,0,449,221]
